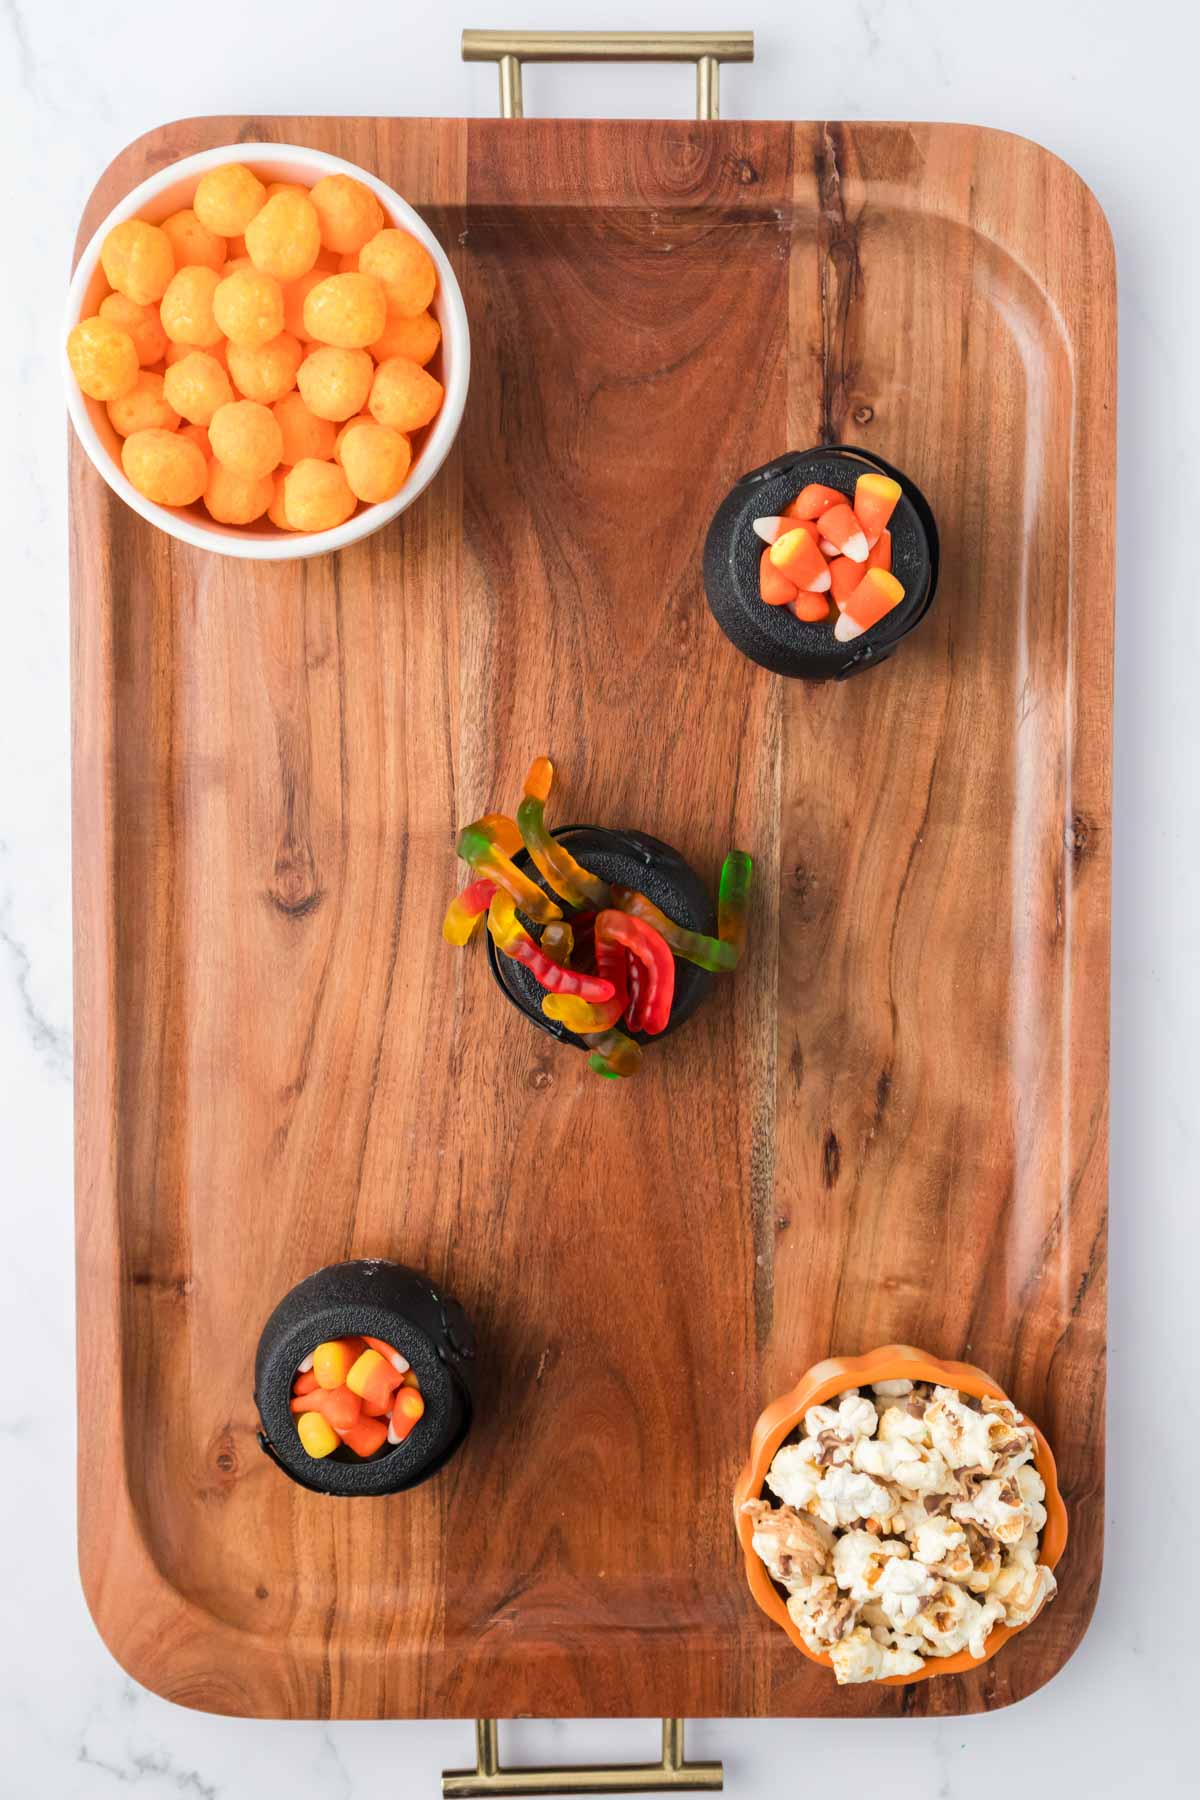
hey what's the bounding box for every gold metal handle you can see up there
[461,30,753,121]
[442,1718,723,1796]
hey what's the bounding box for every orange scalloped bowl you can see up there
[733,1345,1068,1685]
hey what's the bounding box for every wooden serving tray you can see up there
[72,115,1114,1720]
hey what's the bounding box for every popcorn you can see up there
[912,1513,968,1572]
[926,1387,999,1472]
[764,1437,823,1511]
[876,1554,938,1626]
[814,1466,893,1530]
[785,1576,856,1653]
[991,1540,1058,1626]
[832,1530,909,1601]
[749,1378,1056,1684]
[741,1501,831,1591]
[1016,1463,1048,1534]
[829,1627,923,1685]
[951,1475,1028,1545]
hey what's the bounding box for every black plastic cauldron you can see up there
[486,824,715,1051]
[255,1259,474,1497]
[703,443,939,679]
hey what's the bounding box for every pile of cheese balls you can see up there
[67,161,446,533]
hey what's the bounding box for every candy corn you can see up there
[789,590,831,623]
[853,472,901,546]
[759,546,799,606]
[341,1417,389,1458]
[815,502,869,563]
[769,526,831,592]
[363,1336,410,1373]
[834,568,906,641]
[346,1347,404,1413]
[312,1338,361,1390]
[297,1412,340,1458]
[290,1335,425,1462]
[829,553,862,611]
[750,468,909,646]
[785,483,844,521]
[388,1387,426,1444]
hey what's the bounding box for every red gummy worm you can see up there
[625,947,644,1033]
[595,911,674,1035]
[459,877,497,915]
[594,929,629,1023]
[509,936,616,1003]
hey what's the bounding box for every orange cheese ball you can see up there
[315,246,341,270]
[283,458,357,531]
[68,316,139,401]
[100,219,175,306]
[296,346,374,421]
[265,181,307,202]
[244,190,321,282]
[193,162,266,237]
[282,268,327,340]
[308,173,384,254]
[369,308,440,368]
[339,419,412,503]
[203,461,273,525]
[179,422,211,457]
[160,208,226,274]
[226,331,303,404]
[358,228,436,318]
[166,335,228,370]
[368,356,443,432]
[121,428,207,506]
[160,266,224,346]
[213,268,285,349]
[97,292,168,367]
[272,391,337,463]
[337,251,359,273]
[209,399,283,480]
[333,413,372,461]
[267,470,295,529]
[302,273,387,349]
[106,370,180,438]
[226,234,248,259]
[163,351,234,425]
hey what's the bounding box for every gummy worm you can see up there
[594,910,674,1036]
[538,919,575,965]
[487,891,615,1002]
[516,758,612,911]
[442,876,497,946]
[541,922,627,1032]
[457,818,563,926]
[609,849,753,972]
[584,1027,643,1079]
[717,851,753,956]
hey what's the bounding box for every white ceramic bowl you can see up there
[65,142,470,560]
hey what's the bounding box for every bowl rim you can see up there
[732,1343,1069,1686]
[64,140,470,561]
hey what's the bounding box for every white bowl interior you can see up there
[66,143,469,561]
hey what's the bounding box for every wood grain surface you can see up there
[71,115,1114,1720]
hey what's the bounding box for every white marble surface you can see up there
[1,0,1196,1792]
